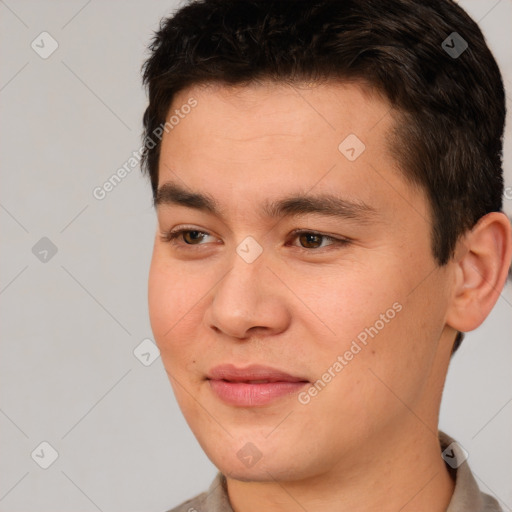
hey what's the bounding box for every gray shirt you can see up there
[165,431,502,512]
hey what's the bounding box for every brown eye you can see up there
[289,230,351,251]
[161,228,213,246]
[182,230,206,244]
[298,233,324,249]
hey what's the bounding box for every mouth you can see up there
[206,364,310,406]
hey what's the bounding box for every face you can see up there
[148,81,455,482]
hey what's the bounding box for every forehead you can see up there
[170,80,393,142]
[157,80,429,227]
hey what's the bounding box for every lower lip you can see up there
[208,379,309,406]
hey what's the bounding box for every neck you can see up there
[225,424,455,512]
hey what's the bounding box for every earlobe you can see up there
[446,212,512,333]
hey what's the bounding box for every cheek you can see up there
[147,258,172,341]
[148,254,193,366]
[305,267,397,347]
[346,278,449,413]
[148,250,201,339]
[307,262,439,387]
[147,251,215,375]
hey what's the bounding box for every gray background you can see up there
[0,1,511,511]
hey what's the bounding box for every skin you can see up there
[148,81,512,512]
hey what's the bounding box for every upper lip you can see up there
[207,364,309,383]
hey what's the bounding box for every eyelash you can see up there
[159,227,351,252]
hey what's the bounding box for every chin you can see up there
[205,446,311,483]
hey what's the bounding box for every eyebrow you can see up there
[154,182,378,223]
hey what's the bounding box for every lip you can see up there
[207,364,308,383]
[206,364,309,407]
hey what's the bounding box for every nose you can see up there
[205,252,291,340]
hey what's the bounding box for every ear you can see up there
[445,211,512,333]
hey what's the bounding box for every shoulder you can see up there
[439,431,503,512]
[163,490,208,512]
[162,472,230,512]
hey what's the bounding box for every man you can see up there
[140,0,511,510]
